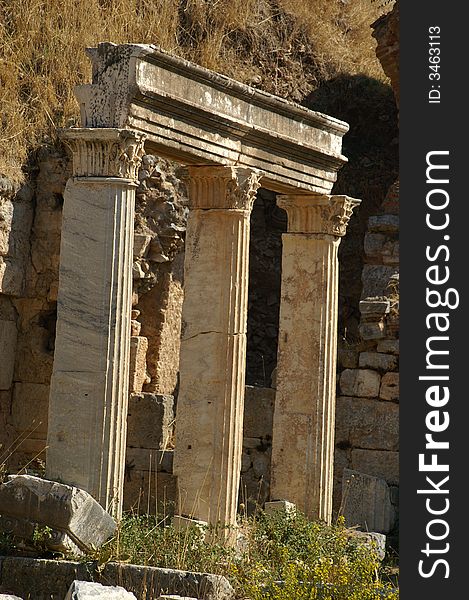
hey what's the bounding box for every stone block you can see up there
[337,346,358,369]
[0,320,17,390]
[335,397,398,452]
[358,352,397,372]
[351,450,399,485]
[339,369,380,398]
[359,321,385,341]
[126,448,173,473]
[0,475,116,554]
[347,530,386,561]
[361,266,398,299]
[264,500,296,515]
[243,386,275,439]
[376,339,399,355]
[368,214,399,234]
[129,336,149,393]
[11,383,49,436]
[123,471,176,516]
[0,258,24,297]
[65,581,136,599]
[133,233,152,258]
[341,469,395,534]
[359,298,390,318]
[380,372,399,402]
[0,596,23,599]
[127,393,174,449]
[363,233,386,259]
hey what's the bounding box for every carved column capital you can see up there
[185,165,262,211]
[60,128,146,180]
[278,194,361,236]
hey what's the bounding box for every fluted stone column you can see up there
[270,194,360,523]
[46,128,145,517]
[173,165,261,531]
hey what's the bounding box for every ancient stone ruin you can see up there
[1,14,401,556]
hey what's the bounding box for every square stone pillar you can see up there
[173,166,261,532]
[46,128,145,517]
[270,194,360,523]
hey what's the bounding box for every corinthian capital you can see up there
[278,194,361,236]
[185,166,262,211]
[60,128,146,180]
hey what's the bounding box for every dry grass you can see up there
[0,0,393,183]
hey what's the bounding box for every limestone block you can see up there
[368,214,399,234]
[129,336,149,393]
[243,386,275,439]
[361,265,399,299]
[341,469,395,534]
[358,352,397,372]
[127,393,174,449]
[377,339,399,354]
[347,530,386,561]
[338,346,358,369]
[11,383,49,436]
[265,500,296,515]
[335,397,399,452]
[133,233,152,258]
[65,581,136,599]
[351,450,399,485]
[380,372,399,402]
[123,471,176,516]
[339,369,381,398]
[0,320,17,390]
[359,299,390,318]
[359,321,385,341]
[0,475,116,554]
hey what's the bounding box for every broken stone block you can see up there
[65,581,137,599]
[351,450,399,486]
[347,530,386,561]
[243,386,275,439]
[358,352,397,372]
[133,233,152,258]
[380,372,399,402]
[376,339,399,354]
[341,469,395,534]
[0,475,116,554]
[359,298,390,318]
[264,500,296,515]
[339,369,381,398]
[127,392,174,449]
[0,595,24,600]
[361,266,398,298]
[129,336,149,393]
[359,321,385,341]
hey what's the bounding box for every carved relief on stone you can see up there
[184,165,262,211]
[278,194,361,236]
[60,128,146,180]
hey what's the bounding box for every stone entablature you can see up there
[75,43,348,194]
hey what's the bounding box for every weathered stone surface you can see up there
[351,450,399,486]
[0,475,116,554]
[65,581,136,599]
[77,43,348,194]
[271,195,360,524]
[359,298,390,317]
[359,321,385,341]
[0,595,23,599]
[339,369,381,398]
[123,471,176,516]
[361,265,398,299]
[127,393,174,450]
[380,372,399,402]
[0,557,234,600]
[358,352,397,372]
[129,336,149,393]
[376,339,399,354]
[47,130,145,516]
[174,167,260,530]
[0,320,17,390]
[243,386,275,439]
[337,345,358,369]
[367,215,399,234]
[335,397,398,452]
[11,383,49,436]
[347,530,387,561]
[341,469,395,534]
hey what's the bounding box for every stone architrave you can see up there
[270,194,360,523]
[46,128,145,517]
[173,166,261,532]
